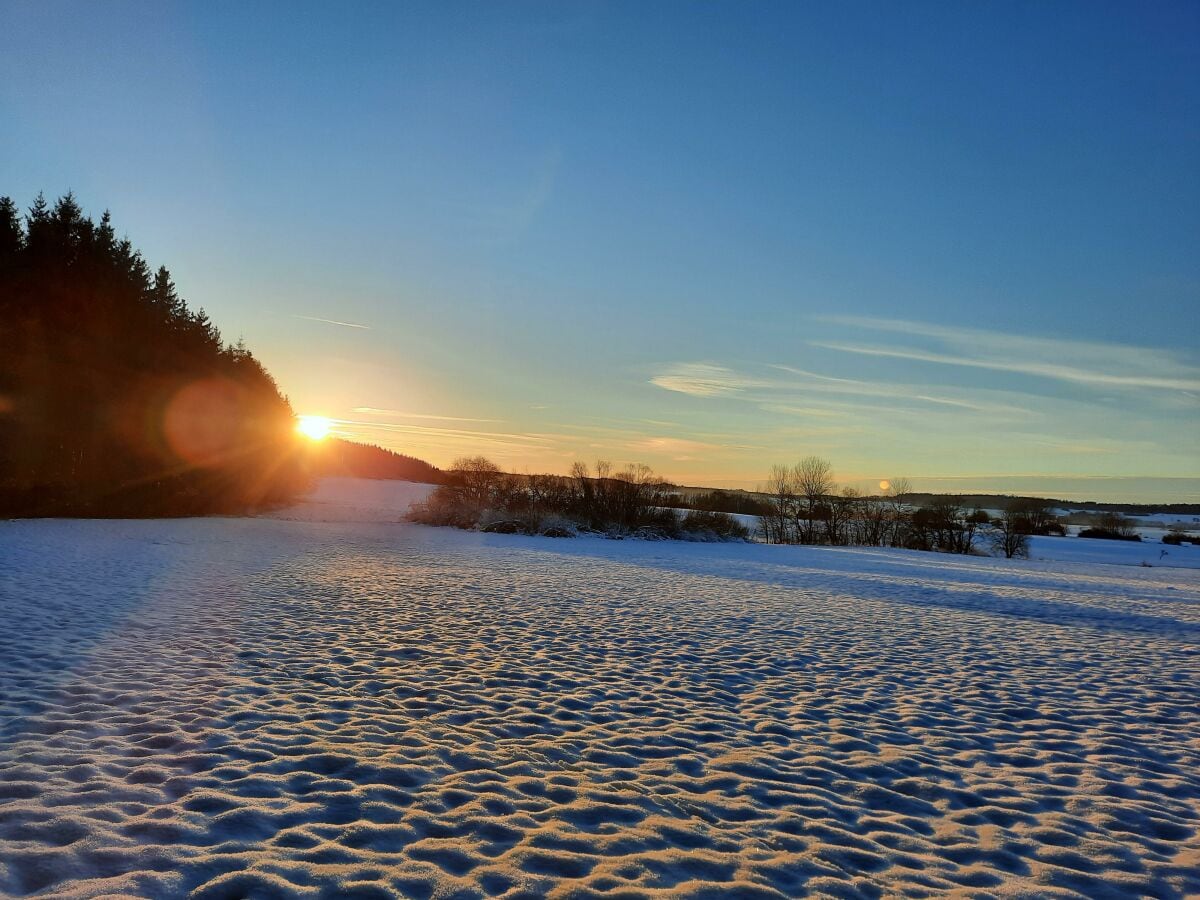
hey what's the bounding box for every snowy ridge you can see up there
[1,511,1198,897]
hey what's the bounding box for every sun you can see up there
[879,479,890,492]
[296,415,332,441]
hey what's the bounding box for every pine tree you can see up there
[0,192,311,516]
[0,197,21,260]
[151,265,184,323]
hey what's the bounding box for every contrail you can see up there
[294,315,370,330]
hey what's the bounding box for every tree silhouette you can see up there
[0,192,307,516]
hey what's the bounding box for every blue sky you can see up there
[3,1,1198,500]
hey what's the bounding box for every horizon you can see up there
[3,3,1197,504]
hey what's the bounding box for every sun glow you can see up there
[879,480,891,492]
[297,415,332,441]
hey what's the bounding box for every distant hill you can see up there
[306,438,443,484]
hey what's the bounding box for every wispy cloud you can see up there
[650,363,770,397]
[335,412,771,472]
[352,407,498,423]
[633,436,757,455]
[814,316,1200,392]
[294,314,371,330]
[767,364,1030,415]
[756,404,849,418]
[651,361,1037,420]
[330,420,567,465]
[1030,440,1120,455]
[517,420,771,464]
[814,341,1200,392]
[556,421,758,444]
[333,418,556,449]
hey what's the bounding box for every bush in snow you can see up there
[1079,527,1141,542]
[681,509,750,541]
[408,457,748,542]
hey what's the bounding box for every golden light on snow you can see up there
[879,480,890,492]
[297,415,332,441]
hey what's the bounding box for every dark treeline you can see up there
[699,486,1198,520]
[666,489,772,517]
[409,457,749,540]
[898,494,1200,517]
[308,438,444,484]
[0,193,306,516]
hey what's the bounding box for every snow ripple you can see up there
[1,518,1198,898]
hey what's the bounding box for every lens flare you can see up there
[297,415,331,440]
[163,378,241,466]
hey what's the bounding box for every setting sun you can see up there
[879,480,890,492]
[296,415,331,441]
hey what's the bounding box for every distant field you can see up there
[1,481,1198,897]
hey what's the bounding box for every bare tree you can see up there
[991,508,1031,559]
[762,464,796,544]
[608,462,667,530]
[885,477,912,510]
[884,477,913,547]
[826,486,859,546]
[520,472,573,529]
[793,456,834,544]
[964,507,990,553]
[1008,497,1061,535]
[857,493,889,546]
[565,459,672,533]
[1097,511,1136,537]
[450,456,503,516]
[915,497,978,554]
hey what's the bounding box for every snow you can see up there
[260,477,435,523]
[2,478,1199,897]
[1028,533,1200,569]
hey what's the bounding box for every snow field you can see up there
[0,486,1198,897]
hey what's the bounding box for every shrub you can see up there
[480,519,529,535]
[536,514,577,538]
[631,507,683,541]
[1093,512,1137,537]
[406,486,477,529]
[680,509,750,541]
[408,458,706,542]
[1005,498,1063,535]
[1163,532,1187,545]
[907,500,981,554]
[1079,527,1141,542]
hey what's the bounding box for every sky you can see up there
[2,1,1198,501]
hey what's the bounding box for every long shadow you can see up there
[0,517,304,743]
[434,529,1200,643]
